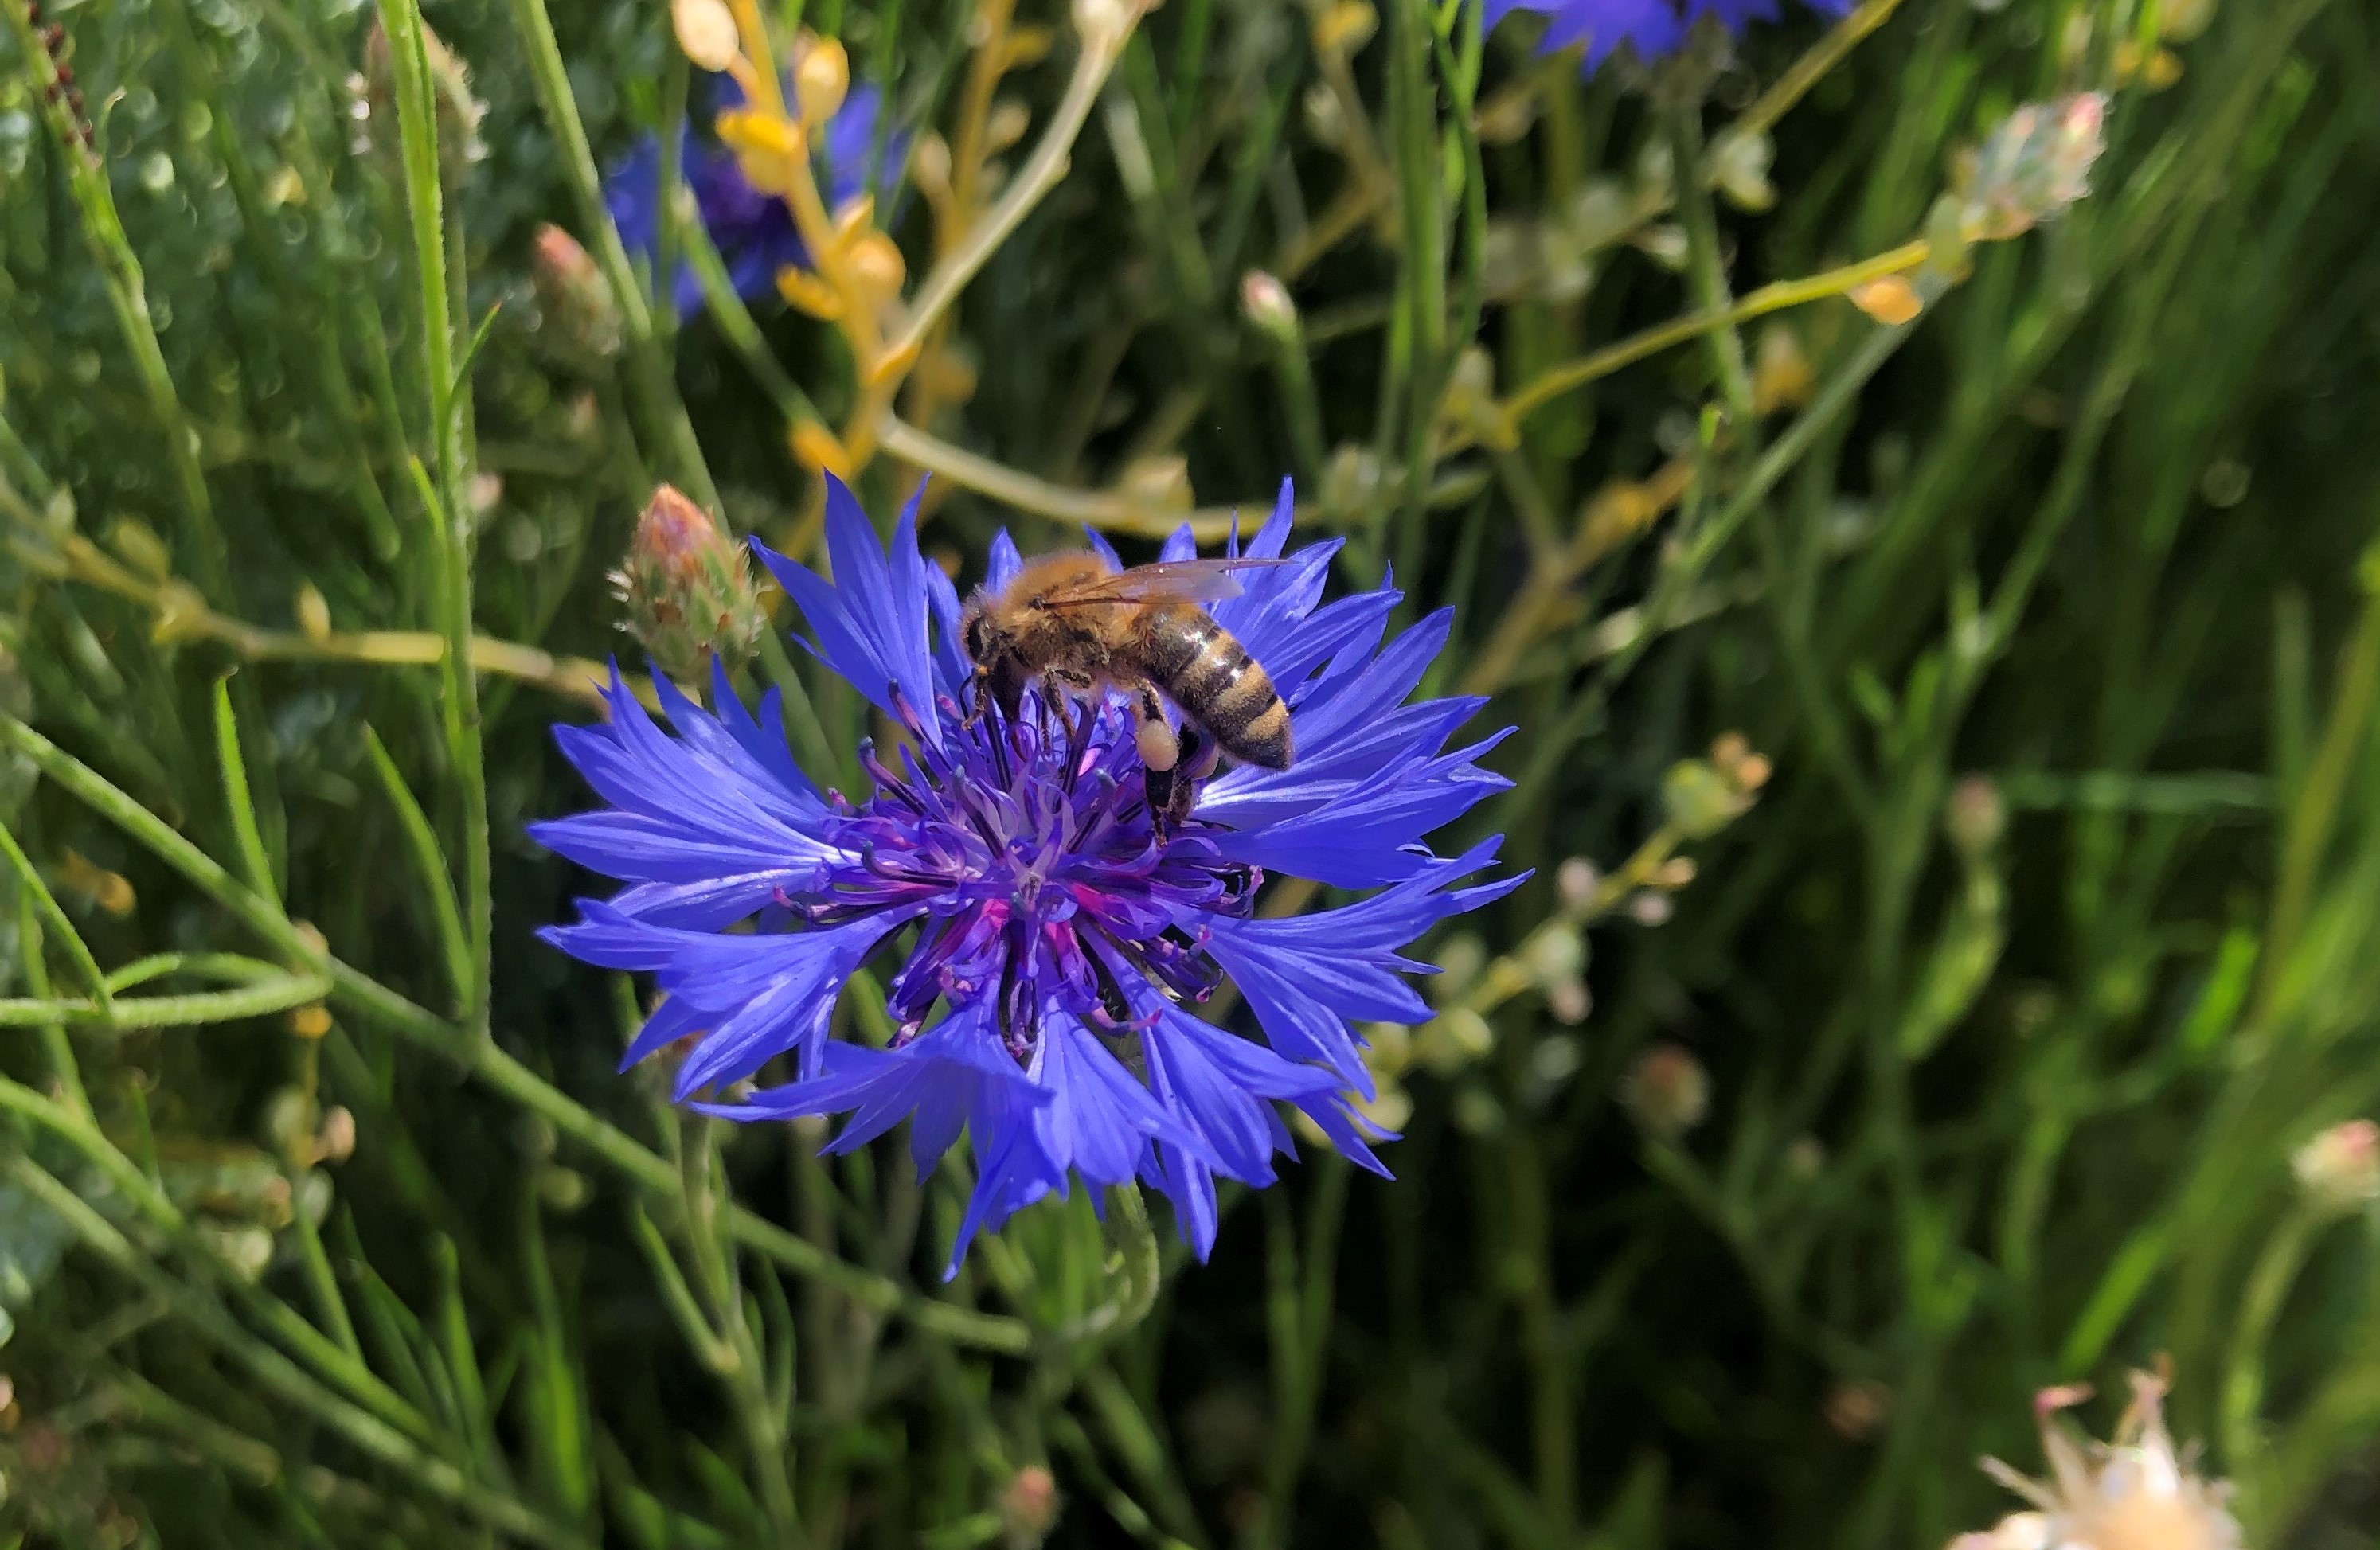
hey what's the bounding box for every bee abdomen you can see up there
[1140,605,1293,771]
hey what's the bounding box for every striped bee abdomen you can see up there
[1135,603,1294,771]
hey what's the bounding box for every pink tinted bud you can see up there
[1964,92,2108,240]
[611,486,768,682]
[531,224,622,365]
[1000,1465,1061,1544]
[2294,1119,2380,1211]
[1620,1043,1709,1142]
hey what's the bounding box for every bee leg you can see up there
[1041,672,1084,746]
[1167,724,1214,830]
[961,664,992,729]
[1131,685,1182,834]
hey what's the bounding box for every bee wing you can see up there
[1036,558,1292,609]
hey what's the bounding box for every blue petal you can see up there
[699,1002,1049,1185]
[987,529,1024,589]
[753,478,942,740]
[543,901,915,1094]
[530,668,846,899]
[1207,730,1517,885]
[923,546,975,701]
[1032,1011,1213,1188]
[1192,843,1525,1087]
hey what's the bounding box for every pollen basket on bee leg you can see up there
[1136,718,1179,771]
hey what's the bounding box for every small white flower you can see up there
[1952,1372,2241,1550]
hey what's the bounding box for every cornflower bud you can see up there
[1945,774,2007,857]
[1710,131,1775,213]
[1620,1044,1709,1141]
[2293,1119,2380,1214]
[1627,891,1674,927]
[1556,857,1600,912]
[1662,757,1749,840]
[530,224,623,366]
[1240,270,1299,342]
[316,1106,357,1165]
[611,485,768,683]
[1000,1465,1061,1546]
[361,16,487,182]
[1961,93,2109,242]
[1521,923,1585,988]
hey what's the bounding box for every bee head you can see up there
[959,602,991,666]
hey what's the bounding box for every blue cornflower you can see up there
[1485,0,1851,72]
[604,73,903,314]
[533,477,1522,1269]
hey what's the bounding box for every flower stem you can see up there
[505,0,723,512]
[1666,101,1755,424]
[1489,240,1931,432]
[885,7,1142,364]
[2224,1201,2323,1492]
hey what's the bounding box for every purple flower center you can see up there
[813,689,1256,1062]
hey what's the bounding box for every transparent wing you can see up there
[1036,558,1292,610]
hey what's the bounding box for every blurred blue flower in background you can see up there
[1485,0,1853,72]
[604,75,902,314]
[534,478,1522,1269]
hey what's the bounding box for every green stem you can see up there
[504,0,723,511]
[373,0,491,1046]
[1665,100,1755,424]
[2224,1202,2323,1496]
[0,713,1034,1356]
[8,1158,584,1548]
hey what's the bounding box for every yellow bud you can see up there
[58,849,135,918]
[910,133,953,198]
[110,517,173,580]
[289,1005,333,1040]
[717,108,804,195]
[985,99,1030,155]
[1848,275,1923,326]
[671,0,741,72]
[1312,0,1378,57]
[296,584,332,643]
[151,580,211,644]
[794,35,850,127]
[849,232,907,302]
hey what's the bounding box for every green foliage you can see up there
[0,0,2376,1545]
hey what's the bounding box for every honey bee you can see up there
[959,553,1295,827]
